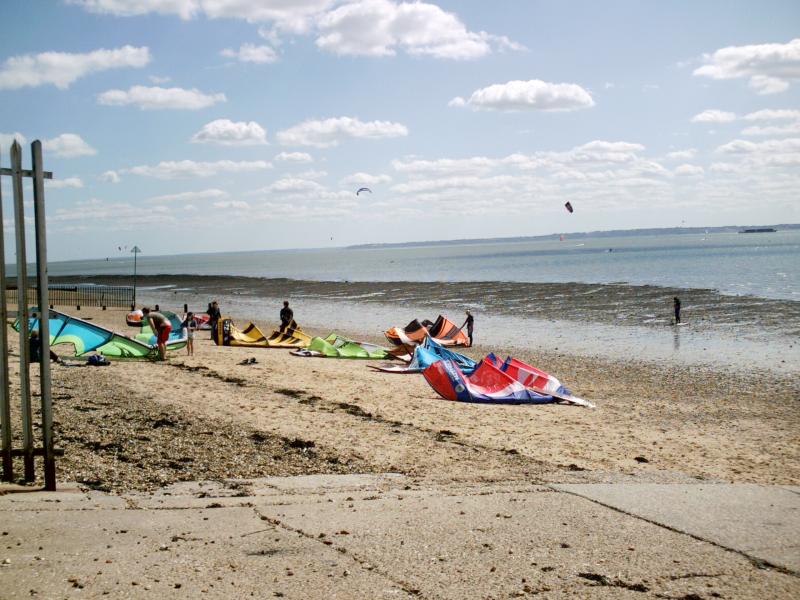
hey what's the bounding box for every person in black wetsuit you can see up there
[279,300,294,332]
[461,310,474,347]
[673,297,681,325]
[207,300,221,340]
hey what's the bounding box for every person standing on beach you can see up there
[143,307,171,360]
[182,312,197,356]
[279,300,294,332]
[673,297,681,325]
[207,301,221,340]
[461,310,474,347]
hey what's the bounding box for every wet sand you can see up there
[53,274,800,336]
[6,306,799,491]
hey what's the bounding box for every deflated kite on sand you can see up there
[423,355,594,407]
[291,333,389,359]
[20,309,186,359]
[385,315,469,347]
[214,317,311,348]
[370,336,476,373]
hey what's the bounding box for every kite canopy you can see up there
[21,309,185,359]
[564,201,574,213]
[356,187,372,195]
[384,315,469,347]
[372,337,476,373]
[24,310,114,355]
[293,333,389,358]
[137,311,186,346]
[215,317,311,348]
[489,354,594,408]
[423,359,556,405]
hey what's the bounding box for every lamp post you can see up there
[131,246,142,308]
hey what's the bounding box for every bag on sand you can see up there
[87,355,110,366]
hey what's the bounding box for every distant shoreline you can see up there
[346,223,800,250]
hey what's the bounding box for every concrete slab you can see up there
[0,505,413,599]
[3,477,799,599]
[253,473,408,492]
[0,484,127,511]
[553,483,800,574]
[256,485,800,599]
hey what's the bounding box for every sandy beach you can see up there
[6,306,798,491]
[2,305,799,599]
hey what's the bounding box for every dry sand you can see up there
[5,307,798,490]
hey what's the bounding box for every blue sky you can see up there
[1,0,799,261]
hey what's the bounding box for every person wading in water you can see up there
[461,310,474,347]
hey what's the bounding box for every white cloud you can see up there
[46,177,83,189]
[742,122,800,137]
[674,164,705,176]
[392,156,500,175]
[449,79,594,112]
[277,116,408,147]
[691,109,737,123]
[716,137,800,154]
[44,134,97,158]
[147,188,229,203]
[100,170,120,183]
[743,109,800,121]
[739,109,800,136]
[340,172,392,186]
[71,1,520,61]
[274,151,313,163]
[190,119,267,146]
[221,43,279,64]
[213,200,250,209]
[98,85,226,110]
[748,75,789,94]
[52,197,176,230]
[665,149,697,160]
[0,45,149,90]
[148,74,171,84]
[67,0,199,19]
[128,159,272,179]
[260,178,326,194]
[0,132,27,147]
[70,0,338,32]
[709,162,737,173]
[315,0,521,59]
[295,169,327,179]
[693,38,800,94]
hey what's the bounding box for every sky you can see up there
[0,0,799,261]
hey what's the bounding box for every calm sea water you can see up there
[47,230,800,300]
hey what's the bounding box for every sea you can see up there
[46,229,800,374]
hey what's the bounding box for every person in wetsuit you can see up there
[461,310,474,347]
[673,297,681,325]
[279,301,294,332]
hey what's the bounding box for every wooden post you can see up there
[11,141,34,481]
[32,141,55,490]
[0,146,12,482]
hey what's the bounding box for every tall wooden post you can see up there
[32,141,55,490]
[11,141,34,481]
[0,147,11,481]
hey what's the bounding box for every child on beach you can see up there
[182,312,197,356]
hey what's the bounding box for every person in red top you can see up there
[142,307,171,360]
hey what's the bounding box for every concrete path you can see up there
[552,483,800,574]
[1,476,799,599]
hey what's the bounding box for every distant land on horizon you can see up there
[346,224,800,250]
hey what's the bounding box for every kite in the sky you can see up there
[564,201,574,213]
[356,187,372,196]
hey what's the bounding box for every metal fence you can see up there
[6,284,134,309]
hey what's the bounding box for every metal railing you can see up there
[6,284,134,309]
